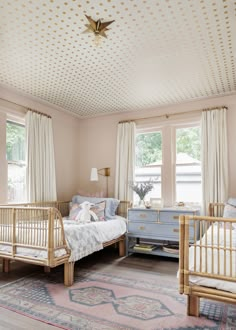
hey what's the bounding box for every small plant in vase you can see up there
[129,181,154,208]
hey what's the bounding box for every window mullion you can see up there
[162,126,175,207]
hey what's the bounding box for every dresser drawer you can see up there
[128,222,179,240]
[159,211,195,224]
[128,221,196,241]
[128,210,158,222]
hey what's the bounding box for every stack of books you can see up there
[133,243,156,252]
[162,244,179,254]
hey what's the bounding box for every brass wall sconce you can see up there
[90,167,110,197]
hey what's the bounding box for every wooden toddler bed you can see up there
[0,200,129,287]
[179,202,236,316]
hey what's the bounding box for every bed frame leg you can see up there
[187,295,200,317]
[44,266,51,273]
[119,239,125,257]
[2,259,10,273]
[64,262,75,286]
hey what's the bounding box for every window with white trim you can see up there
[175,125,201,204]
[135,131,162,205]
[135,119,201,207]
[7,120,26,203]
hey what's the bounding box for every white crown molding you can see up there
[0,83,82,120]
[79,90,236,120]
[1,83,235,121]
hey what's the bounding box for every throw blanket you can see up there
[63,221,103,262]
[63,217,127,262]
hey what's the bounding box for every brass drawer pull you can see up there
[173,228,179,233]
[139,226,145,230]
[139,214,147,219]
[173,216,179,220]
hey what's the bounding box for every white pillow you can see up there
[223,203,236,229]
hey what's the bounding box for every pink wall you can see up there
[78,93,236,198]
[1,84,236,201]
[0,86,80,201]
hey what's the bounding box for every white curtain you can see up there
[26,111,57,202]
[115,122,136,201]
[201,107,228,214]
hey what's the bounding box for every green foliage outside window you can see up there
[136,132,162,167]
[176,127,200,161]
[6,121,25,161]
[136,126,200,167]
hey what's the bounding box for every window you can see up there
[6,120,26,203]
[135,131,162,205]
[175,126,201,204]
[135,119,201,207]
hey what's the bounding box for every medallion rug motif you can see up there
[0,268,235,330]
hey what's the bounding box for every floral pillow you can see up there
[71,195,120,220]
[68,201,106,222]
[90,201,106,221]
[68,203,82,220]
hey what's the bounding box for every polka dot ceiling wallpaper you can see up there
[0,0,235,117]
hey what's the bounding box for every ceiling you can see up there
[0,0,236,118]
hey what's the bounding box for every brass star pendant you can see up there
[84,15,115,38]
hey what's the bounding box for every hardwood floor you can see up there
[0,307,58,330]
[0,249,179,329]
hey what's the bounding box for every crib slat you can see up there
[211,223,214,274]
[194,221,197,272]
[179,215,185,294]
[199,221,203,273]
[184,216,190,292]
[224,222,226,276]
[204,220,208,273]
[230,222,232,277]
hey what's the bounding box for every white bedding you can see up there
[0,216,127,263]
[63,216,126,261]
[189,224,236,293]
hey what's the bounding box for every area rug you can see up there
[0,267,235,330]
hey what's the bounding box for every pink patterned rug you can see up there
[0,266,235,330]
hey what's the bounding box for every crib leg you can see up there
[44,266,51,273]
[2,259,10,273]
[64,262,75,286]
[119,239,125,257]
[187,295,200,317]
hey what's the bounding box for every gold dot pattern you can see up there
[0,0,235,117]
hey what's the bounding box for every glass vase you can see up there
[139,199,146,208]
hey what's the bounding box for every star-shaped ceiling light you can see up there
[84,15,115,39]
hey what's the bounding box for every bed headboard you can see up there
[4,200,131,219]
[116,200,131,218]
[208,202,225,217]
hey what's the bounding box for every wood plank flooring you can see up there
[0,249,179,329]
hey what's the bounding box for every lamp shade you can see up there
[90,168,98,181]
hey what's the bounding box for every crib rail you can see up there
[179,215,236,294]
[0,206,70,267]
[5,201,70,218]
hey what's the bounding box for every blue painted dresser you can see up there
[127,207,199,258]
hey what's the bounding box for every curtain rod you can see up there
[0,97,51,118]
[119,106,228,124]
[27,108,51,119]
